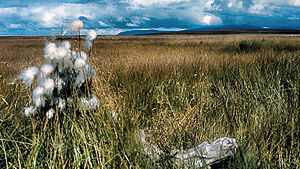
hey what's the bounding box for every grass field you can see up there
[0,34,300,168]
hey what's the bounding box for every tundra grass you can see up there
[0,34,300,168]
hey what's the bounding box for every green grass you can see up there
[0,35,300,168]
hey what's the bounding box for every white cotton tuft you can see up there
[86,30,97,41]
[57,47,68,59]
[80,95,99,110]
[46,109,55,119]
[61,41,71,49]
[42,78,55,94]
[24,106,36,116]
[84,40,93,49]
[110,111,119,121]
[80,51,88,61]
[19,67,39,86]
[84,64,96,80]
[44,43,58,61]
[71,51,87,60]
[34,97,44,108]
[63,55,73,68]
[74,58,86,69]
[89,95,99,108]
[33,87,45,99]
[57,78,65,91]
[41,64,54,75]
[58,98,66,110]
[45,43,57,55]
[71,50,77,58]
[75,70,85,86]
[32,87,45,107]
[71,50,80,59]
[70,20,84,33]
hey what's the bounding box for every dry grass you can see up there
[1,34,300,168]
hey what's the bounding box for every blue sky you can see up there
[1,0,300,35]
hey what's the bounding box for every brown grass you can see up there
[1,34,300,168]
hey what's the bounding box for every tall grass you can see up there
[0,34,300,168]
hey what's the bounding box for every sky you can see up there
[0,0,300,35]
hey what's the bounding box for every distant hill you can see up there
[118,29,163,35]
[118,25,300,35]
[183,25,261,32]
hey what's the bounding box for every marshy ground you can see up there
[0,34,300,168]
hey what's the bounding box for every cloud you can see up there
[95,28,124,35]
[248,1,271,15]
[291,0,300,6]
[0,0,300,35]
[201,15,222,25]
[98,20,110,27]
[126,23,138,27]
[0,7,18,15]
[125,16,150,27]
[123,0,191,7]
[247,0,300,16]
[271,0,300,7]
[0,3,115,29]
[24,4,99,27]
[8,23,22,28]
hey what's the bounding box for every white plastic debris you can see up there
[139,130,238,168]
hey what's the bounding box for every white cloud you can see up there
[288,16,300,20]
[205,0,215,10]
[0,7,18,15]
[124,0,191,7]
[96,28,124,35]
[227,2,233,8]
[125,16,150,27]
[98,20,110,27]
[249,0,300,15]
[227,0,243,10]
[116,16,124,22]
[201,15,222,25]
[249,2,267,15]
[206,0,245,12]
[1,0,300,34]
[289,0,300,6]
[1,3,106,28]
[270,0,300,6]
[8,23,22,28]
[126,23,139,27]
[27,4,98,27]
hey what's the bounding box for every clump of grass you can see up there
[0,20,125,168]
[105,37,300,168]
[14,20,99,119]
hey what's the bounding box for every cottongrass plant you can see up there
[3,19,151,169]
[16,19,99,119]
